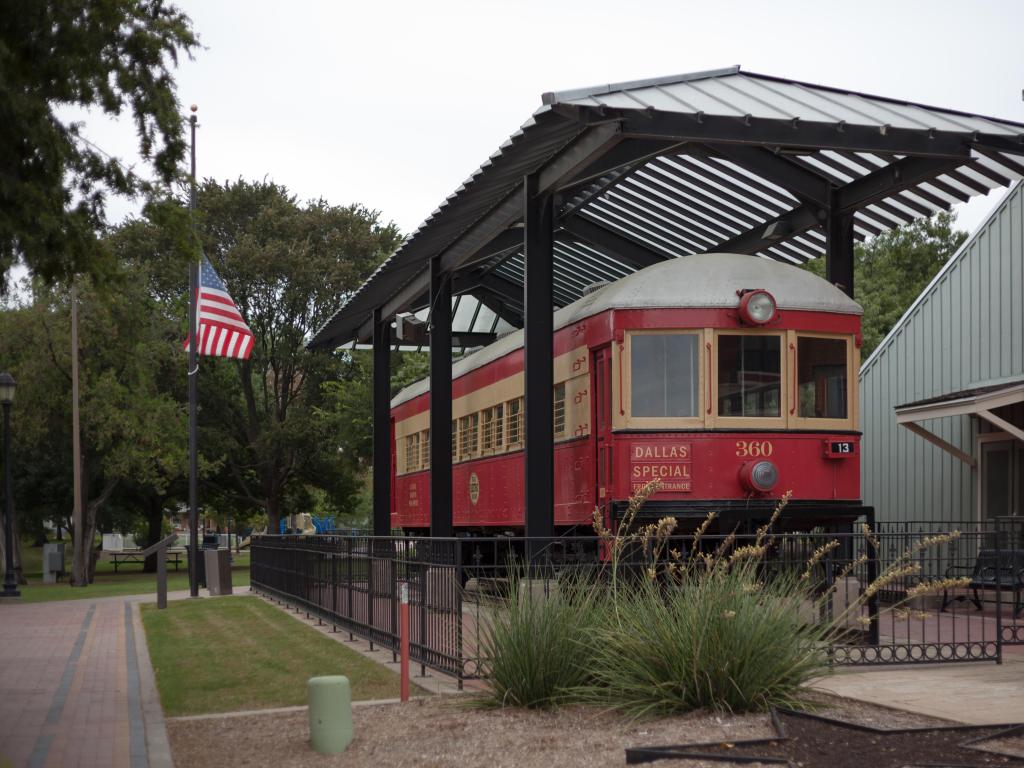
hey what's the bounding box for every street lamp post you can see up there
[1,372,20,600]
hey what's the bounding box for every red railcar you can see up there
[390,253,865,536]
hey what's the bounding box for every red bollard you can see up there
[400,582,410,702]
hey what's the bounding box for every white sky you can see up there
[83,0,1024,239]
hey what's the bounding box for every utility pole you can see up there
[70,280,85,586]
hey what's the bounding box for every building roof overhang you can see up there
[895,378,1024,465]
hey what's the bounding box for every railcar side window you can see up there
[458,414,479,458]
[553,383,566,436]
[451,420,457,460]
[717,335,781,418]
[797,337,848,419]
[458,416,469,457]
[469,413,479,454]
[630,334,699,418]
[506,397,523,445]
[405,432,420,473]
[481,404,506,451]
[482,408,495,450]
[420,429,430,469]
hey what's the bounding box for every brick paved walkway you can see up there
[0,599,153,768]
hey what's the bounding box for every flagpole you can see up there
[187,105,200,598]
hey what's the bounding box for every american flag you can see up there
[184,257,254,360]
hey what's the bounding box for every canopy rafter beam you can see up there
[710,153,970,256]
[609,109,980,159]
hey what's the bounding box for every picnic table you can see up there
[109,549,184,573]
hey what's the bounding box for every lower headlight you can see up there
[739,460,780,493]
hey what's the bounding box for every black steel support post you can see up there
[2,401,19,598]
[825,189,855,299]
[428,256,453,537]
[523,173,555,551]
[372,307,392,536]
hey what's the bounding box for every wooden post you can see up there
[140,533,177,610]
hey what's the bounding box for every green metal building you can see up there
[860,182,1023,525]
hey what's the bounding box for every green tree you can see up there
[804,212,967,356]
[323,350,428,475]
[0,270,187,584]
[0,0,198,290]
[119,180,403,535]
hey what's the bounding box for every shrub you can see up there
[476,572,600,709]
[575,562,828,716]
[477,481,965,716]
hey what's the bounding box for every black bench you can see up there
[110,550,183,573]
[941,549,1024,617]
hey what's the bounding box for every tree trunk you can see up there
[72,474,118,586]
[266,494,281,537]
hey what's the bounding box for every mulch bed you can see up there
[628,708,1024,766]
[165,693,1024,768]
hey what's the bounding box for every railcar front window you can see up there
[797,337,848,419]
[717,335,781,418]
[630,334,699,418]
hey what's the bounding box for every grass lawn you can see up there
[17,542,251,603]
[142,596,415,716]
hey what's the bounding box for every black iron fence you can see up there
[251,526,1024,681]
[250,535,466,679]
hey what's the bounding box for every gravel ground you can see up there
[166,696,781,768]
[165,692,982,768]
[801,690,953,728]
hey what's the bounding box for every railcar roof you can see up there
[391,252,861,407]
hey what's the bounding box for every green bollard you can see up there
[307,675,353,754]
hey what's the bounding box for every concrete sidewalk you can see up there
[814,654,1024,725]
[0,590,242,768]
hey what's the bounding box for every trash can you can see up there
[42,542,65,584]
[204,548,233,596]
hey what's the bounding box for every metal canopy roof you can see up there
[310,66,1024,350]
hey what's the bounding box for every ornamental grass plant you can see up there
[574,486,829,715]
[574,560,827,716]
[476,481,968,714]
[476,570,601,709]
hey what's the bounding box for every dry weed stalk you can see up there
[829,528,969,636]
[905,576,972,600]
[800,540,841,581]
[591,478,663,593]
[593,482,968,648]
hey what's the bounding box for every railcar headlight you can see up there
[739,460,780,493]
[738,289,777,325]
